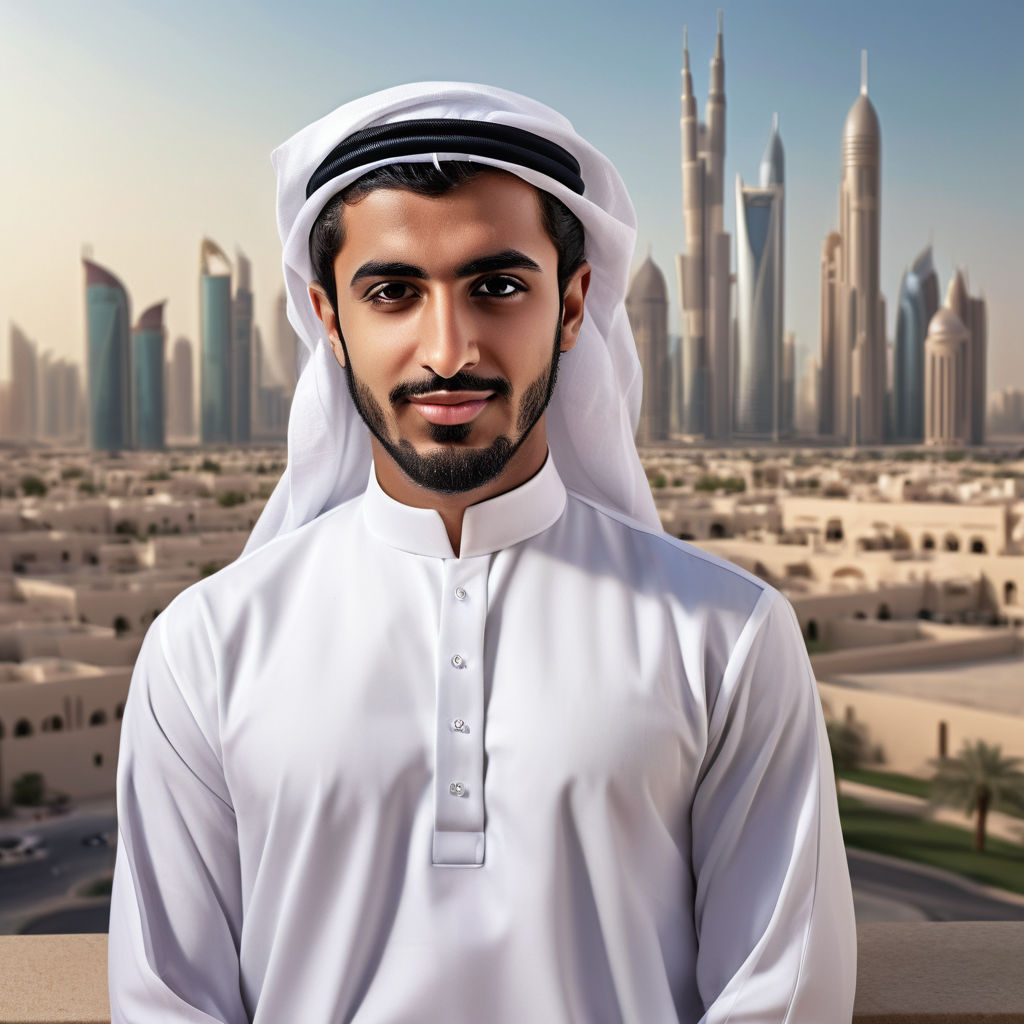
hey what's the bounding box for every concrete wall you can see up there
[0,670,129,802]
[818,679,1024,774]
[812,630,1021,674]
[0,720,122,801]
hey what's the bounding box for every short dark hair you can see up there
[308,161,586,314]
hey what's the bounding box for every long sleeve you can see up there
[108,599,248,1024]
[691,589,857,1023]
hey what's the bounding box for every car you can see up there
[0,835,46,865]
[80,832,114,848]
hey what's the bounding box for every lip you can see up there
[406,391,494,426]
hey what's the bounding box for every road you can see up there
[847,847,1024,922]
[0,805,117,934]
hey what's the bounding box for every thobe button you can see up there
[449,781,466,796]
[452,718,466,732]
[451,654,465,668]
[454,586,467,600]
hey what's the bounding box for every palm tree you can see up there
[929,740,1024,853]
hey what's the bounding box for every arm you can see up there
[108,601,249,1023]
[692,589,856,1023]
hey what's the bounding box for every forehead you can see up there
[334,170,555,266]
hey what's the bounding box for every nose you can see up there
[417,289,479,379]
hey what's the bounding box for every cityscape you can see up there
[0,1,1022,1014]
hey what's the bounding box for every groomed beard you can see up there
[340,318,563,496]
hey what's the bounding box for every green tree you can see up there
[12,771,45,806]
[200,457,221,473]
[216,490,247,507]
[20,475,47,497]
[822,704,868,795]
[929,740,1024,852]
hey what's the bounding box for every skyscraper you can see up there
[200,238,232,444]
[893,245,940,442]
[7,324,39,442]
[84,258,132,452]
[818,53,885,445]
[677,15,730,439]
[944,269,987,445]
[233,251,253,443]
[733,115,785,439]
[132,301,166,450]
[924,305,970,447]
[625,252,671,444]
[168,337,195,440]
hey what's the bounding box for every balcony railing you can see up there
[0,923,1022,1022]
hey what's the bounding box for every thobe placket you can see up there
[432,554,489,866]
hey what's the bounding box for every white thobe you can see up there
[108,454,857,1023]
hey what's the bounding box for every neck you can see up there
[369,419,550,556]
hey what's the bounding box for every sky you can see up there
[1,0,1022,394]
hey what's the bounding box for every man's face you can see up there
[309,170,588,496]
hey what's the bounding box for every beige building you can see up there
[626,253,671,444]
[945,270,987,445]
[924,306,971,447]
[819,54,886,445]
[0,659,129,803]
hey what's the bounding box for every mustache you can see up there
[389,372,512,405]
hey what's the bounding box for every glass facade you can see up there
[84,260,131,452]
[733,183,782,437]
[200,239,232,444]
[233,253,253,443]
[894,246,939,442]
[132,303,165,450]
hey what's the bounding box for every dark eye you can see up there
[368,282,416,305]
[475,276,524,298]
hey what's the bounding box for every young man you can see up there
[108,82,856,1022]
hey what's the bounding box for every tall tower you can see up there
[734,115,785,440]
[945,269,987,445]
[924,305,970,447]
[819,53,884,445]
[626,251,671,445]
[83,258,132,452]
[676,13,730,440]
[893,245,939,442]
[233,250,253,443]
[132,301,166,450]
[169,337,195,441]
[200,238,233,444]
[7,324,39,442]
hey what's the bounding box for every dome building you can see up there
[924,305,970,446]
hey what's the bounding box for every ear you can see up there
[558,261,591,353]
[308,282,346,367]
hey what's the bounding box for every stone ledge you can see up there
[0,923,1022,1022]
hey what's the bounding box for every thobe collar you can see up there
[361,451,567,559]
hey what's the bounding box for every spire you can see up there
[709,9,724,98]
[861,49,868,95]
[681,24,693,94]
[772,112,779,133]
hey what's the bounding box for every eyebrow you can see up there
[349,248,542,288]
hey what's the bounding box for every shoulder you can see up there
[562,488,778,619]
[155,492,366,639]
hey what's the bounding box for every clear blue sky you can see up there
[1,0,1021,392]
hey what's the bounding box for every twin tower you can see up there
[628,14,789,445]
